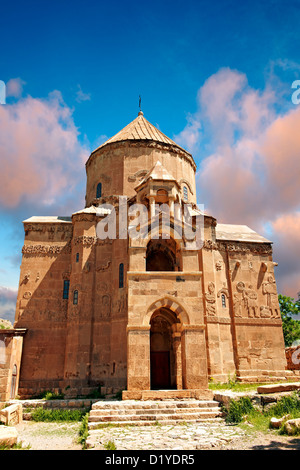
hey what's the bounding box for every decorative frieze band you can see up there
[203,239,272,255]
[205,316,282,326]
[22,243,71,255]
[73,236,113,246]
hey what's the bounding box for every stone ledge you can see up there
[122,389,213,401]
[257,382,300,394]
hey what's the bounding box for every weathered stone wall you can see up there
[14,220,72,397]
[63,214,128,395]
[85,142,197,206]
[0,330,25,401]
[201,234,287,382]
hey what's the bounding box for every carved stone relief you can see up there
[215,260,223,271]
[232,276,280,319]
[205,282,216,316]
[262,274,280,318]
[100,294,111,319]
[96,261,111,272]
[22,243,71,255]
[128,169,148,182]
[203,240,272,255]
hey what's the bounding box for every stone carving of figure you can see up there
[205,282,216,316]
[102,294,111,318]
[233,293,243,317]
[243,285,258,318]
[262,274,280,318]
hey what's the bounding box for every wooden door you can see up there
[150,351,170,389]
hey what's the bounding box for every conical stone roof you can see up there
[91,111,191,156]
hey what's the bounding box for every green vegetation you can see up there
[223,391,300,436]
[0,318,12,329]
[224,396,254,424]
[31,407,88,422]
[103,440,117,450]
[279,294,300,347]
[77,413,89,449]
[34,390,65,400]
[209,377,269,392]
[84,387,105,399]
[0,441,31,450]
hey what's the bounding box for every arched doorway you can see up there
[150,308,181,390]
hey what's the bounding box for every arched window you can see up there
[221,294,226,308]
[73,290,78,305]
[96,182,102,198]
[63,280,70,299]
[183,186,188,201]
[119,263,124,288]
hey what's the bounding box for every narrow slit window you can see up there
[221,294,226,308]
[63,280,70,299]
[183,185,188,201]
[119,263,124,288]
[96,182,102,198]
[73,290,78,305]
[76,252,79,263]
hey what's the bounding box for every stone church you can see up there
[2,110,288,400]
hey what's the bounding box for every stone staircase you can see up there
[88,399,224,428]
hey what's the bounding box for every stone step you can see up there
[89,410,222,422]
[91,399,219,410]
[88,398,224,427]
[88,417,224,429]
[89,406,220,417]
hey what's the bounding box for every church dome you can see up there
[85,112,197,207]
[89,111,192,158]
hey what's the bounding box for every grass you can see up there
[209,377,300,393]
[33,390,65,400]
[0,442,31,450]
[209,378,268,392]
[31,407,88,422]
[77,413,89,449]
[103,440,117,450]
[223,391,300,436]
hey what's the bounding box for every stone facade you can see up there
[11,111,287,399]
[0,329,26,401]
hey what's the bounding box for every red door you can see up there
[150,351,170,389]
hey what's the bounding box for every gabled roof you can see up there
[137,160,176,187]
[91,111,191,157]
[23,216,72,224]
[216,223,272,243]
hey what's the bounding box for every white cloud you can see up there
[177,67,300,297]
[75,84,91,103]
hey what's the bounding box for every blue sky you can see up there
[1,0,300,321]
